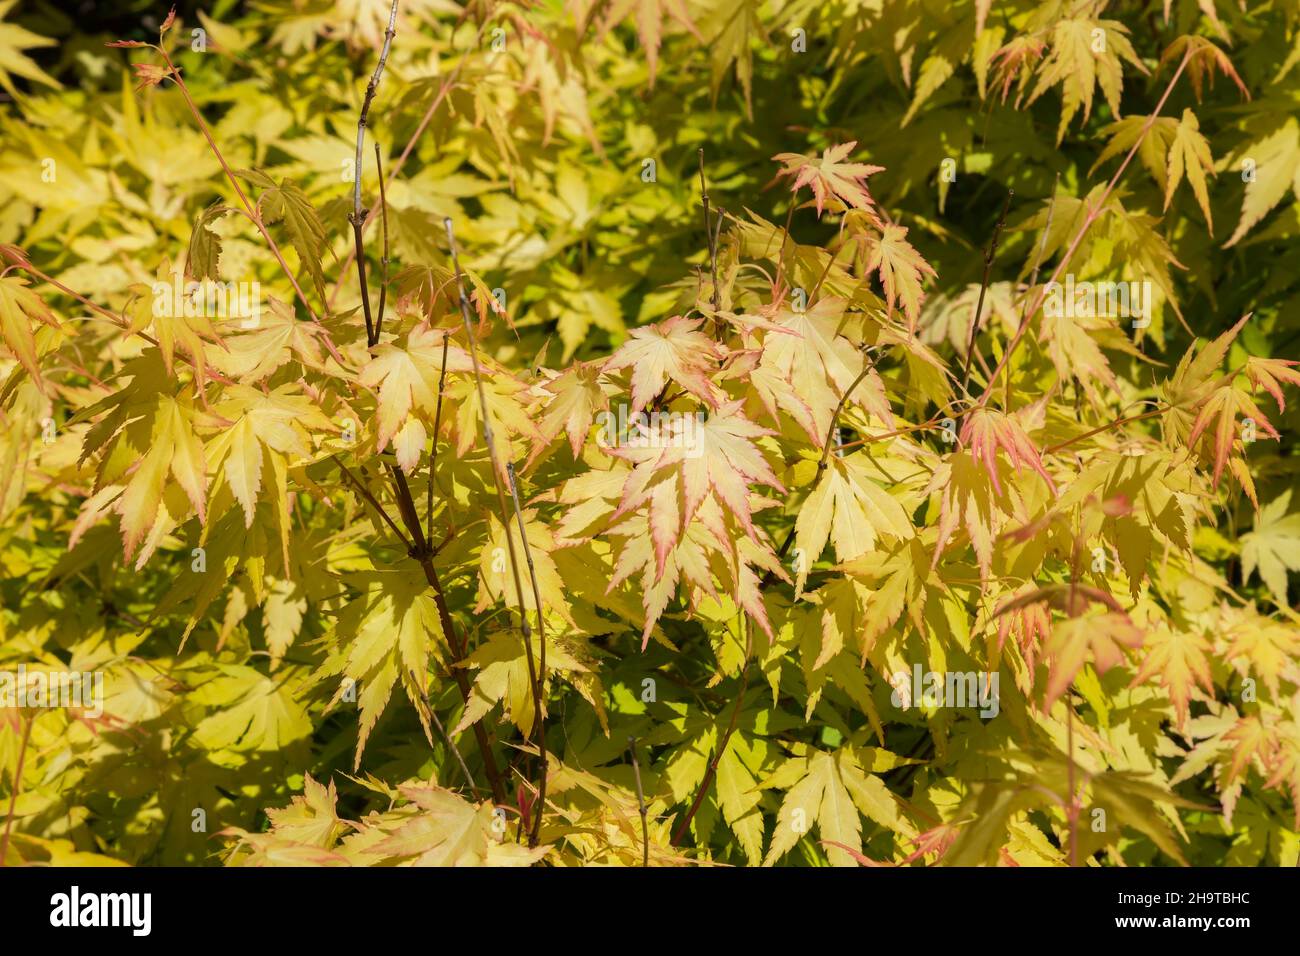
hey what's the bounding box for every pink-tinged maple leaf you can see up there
[610,399,785,570]
[1129,626,1214,728]
[993,586,1052,675]
[1043,610,1143,710]
[528,362,605,465]
[1159,35,1250,103]
[1187,383,1279,486]
[771,141,885,218]
[131,62,173,91]
[602,314,721,413]
[960,407,1056,497]
[1243,356,1300,413]
[853,223,937,324]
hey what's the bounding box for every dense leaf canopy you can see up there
[0,0,1298,867]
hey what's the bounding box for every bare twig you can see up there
[628,736,649,867]
[427,332,451,532]
[698,148,721,311]
[980,48,1195,404]
[331,454,412,549]
[155,46,343,365]
[505,460,550,846]
[1044,405,1168,456]
[352,0,400,347]
[329,19,493,309]
[815,357,878,473]
[374,142,391,343]
[671,618,752,847]
[961,187,1014,389]
[0,714,34,867]
[444,216,548,847]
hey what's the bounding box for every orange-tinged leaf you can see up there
[602,314,721,414]
[856,224,936,324]
[1130,626,1213,727]
[0,275,59,385]
[771,141,884,219]
[960,407,1056,497]
[1042,611,1143,710]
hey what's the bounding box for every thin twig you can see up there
[961,187,1014,389]
[698,149,721,311]
[445,217,548,847]
[505,460,550,847]
[671,618,752,847]
[1044,405,1168,456]
[0,714,35,867]
[980,48,1195,404]
[329,19,492,309]
[628,736,649,867]
[155,46,342,365]
[331,454,412,549]
[352,0,400,347]
[424,696,479,797]
[374,142,391,343]
[427,332,452,532]
[815,358,877,473]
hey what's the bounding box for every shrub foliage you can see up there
[1,0,1298,866]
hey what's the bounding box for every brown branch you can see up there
[505,460,549,846]
[444,216,548,847]
[329,20,492,310]
[374,142,391,343]
[352,1,399,347]
[331,455,412,549]
[1043,405,1168,456]
[427,332,451,533]
[815,358,877,473]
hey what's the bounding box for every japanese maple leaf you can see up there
[594,0,702,89]
[960,407,1056,497]
[1023,18,1147,144]
[528,361,605,465]
[608,496,780,646]
[358,327,474,452]
[612,399,785,556]
[994,586,1052,676]
[792,455,913,596]
[1188,381,1278,486]
[929,450,1007,581]
[602,314,721,413]
[1240,491,1300,606]
[1244,355,1300,413]
[1159,35,1249,103]
[771,141,884,218]
[116,395,207,563]
[1042,610,1144,710]
[759,296,892,442]
[1130,626,1214,728]
[0,274,60,386]
[1165,108,1216,232]
[851,222,937,324]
